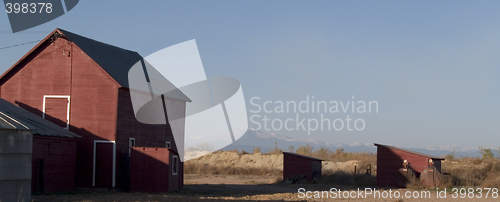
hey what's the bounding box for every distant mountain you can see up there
[221,130,480,158]
[222,130,376,153]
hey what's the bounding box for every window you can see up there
[129,138,136,147]
[165,141,171,149]
[172,155,178,175]
[128,138,135,156]
[42,95,71,129]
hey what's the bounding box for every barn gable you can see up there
[0,28,141,88]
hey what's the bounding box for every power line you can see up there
[0,40,41,50]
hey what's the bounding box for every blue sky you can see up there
[1,1,499,149]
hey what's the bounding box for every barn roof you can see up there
[0,28,190,101]
[283,152,324,161]
[374,143,444,160]
[0,98,81,138]
[57,28,141,88]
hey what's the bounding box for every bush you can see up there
[267,148,282,155]
[296,144,313,156]
[479,147,495,159]
[445,149,456,161]
[313,147,330,159]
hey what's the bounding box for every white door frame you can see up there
[42,95,71,129]
[93,140,116,187]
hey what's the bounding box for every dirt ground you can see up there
[32,174,500,202]
[32,152,500,201]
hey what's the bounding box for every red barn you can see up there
[283,152,322,182]
[374,143,444,187]
[0,28,188,191]
[0,97,80,193]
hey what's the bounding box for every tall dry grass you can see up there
[184,151,282,175]
[319,170,376,187]
[184,161,281,175]
[291,145,376,163]
[442,158,500,188]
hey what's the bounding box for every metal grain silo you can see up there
[420,159,443,188]
[396,160,417,188]
[0,123,32,202]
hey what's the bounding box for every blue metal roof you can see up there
[58,28,142,88]
[0,98,81,138]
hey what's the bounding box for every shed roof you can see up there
[283,152,324,161]
[374,143,444,160]
[0,98,81,138]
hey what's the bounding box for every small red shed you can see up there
[374,143,444,187]
[0,98,81,193]
[129,147,183,193]
[283,152,323,182]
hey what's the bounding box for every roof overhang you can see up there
[374,143,445,160]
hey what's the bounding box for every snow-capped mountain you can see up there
[221,130,480,157]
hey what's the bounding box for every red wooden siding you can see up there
[376,145,442,187]
[32,136,78,193]
[130,147,182,192]
[283,152,322,181]
[68,37,119,187]
[115,88,180,189]
[69,39,119,142]
[0,39,71,115]
[44,97,68,127]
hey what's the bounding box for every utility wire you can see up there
[0,40,41,50]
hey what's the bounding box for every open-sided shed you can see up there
[374,143,444,187]
[283,152,322,182]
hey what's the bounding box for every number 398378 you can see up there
[5,3,53,14]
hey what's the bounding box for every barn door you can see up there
[93,141,116,187]
[43,95,70,129]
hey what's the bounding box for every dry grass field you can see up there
[442,157,500,188]
[32,150,500,201]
